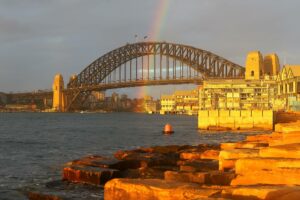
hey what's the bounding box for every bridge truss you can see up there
[65,42,245,111]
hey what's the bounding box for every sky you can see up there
[0,0,300,98]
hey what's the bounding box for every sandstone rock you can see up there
[269,132,300,146]
[23,180,101,200]
[259,143,300,158]
[223,185,300,200]
[275,122,300,134]
[207,171,236,186]
[178,160,219,172]
[231,168,300,186]
[220,143,238,150]
[235,158,300,174]
[180,150,219,160]
[104,178,222,200]
[219,149,259,170]
[114,150,179,168]
[70,155,141,170]
[219,149,259,160]
[164,170,208,184]
[201,150,220,160]
[140,145,194,154]
[63,165,120,185]
[219,159,236,171]
[246,132,282,143]
[221,141,268,150]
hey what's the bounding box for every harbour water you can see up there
[0,113,260,199]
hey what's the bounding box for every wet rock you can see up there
[63,165,120,185]
[139,145,195,154]
[104,178,222,200]
[70,155,141,170]
[23,180,102,200]
[115,150,179,168]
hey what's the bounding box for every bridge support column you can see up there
[52,74,66,112]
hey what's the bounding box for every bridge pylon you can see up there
[52,74,66,112]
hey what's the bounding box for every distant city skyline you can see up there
[0,0,300,98]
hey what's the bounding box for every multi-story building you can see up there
[198,51,300,130]
[160,94,176,114]
[273,65,300,110]
[160,89,199,115]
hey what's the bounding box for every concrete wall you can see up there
[198,109,274,130]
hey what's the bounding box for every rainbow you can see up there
[137,0,171,98]
[149,0,170,40]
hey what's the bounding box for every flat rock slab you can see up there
[223,185,300,200]
[70,155,141,170]
[164,170,235,186]
[235,158,300,174]
[178,160,219,172]
[269,132,300,146]
[259,143,300,158]
[221,142,268,150]
[115,151,179,167]
[231,168,300,186]
[164,170,208,184]
[207,171,236,186]
[63,165,120,185]
[104,178,222,200]
[275,122,300,134]
[246,132,282,142]
[219,149,260,160]
[219,149,259,170]
[23,180,102,200]
[180,150,220,160]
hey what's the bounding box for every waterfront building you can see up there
[274,65,300,111]
[160,89,198,115]
[160,94,176,114]
[198,51,279,130]
[174,90,199,115]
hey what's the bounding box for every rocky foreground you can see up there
[24,119,300,199]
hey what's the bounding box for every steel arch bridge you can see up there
[65,42,245,110]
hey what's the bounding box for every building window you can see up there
[251,70,254,77]
[289,82,294,93]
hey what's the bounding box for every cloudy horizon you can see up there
[0,0,299,97]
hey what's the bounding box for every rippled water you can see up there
[0,112,264,199]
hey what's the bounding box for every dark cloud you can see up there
[0,0,299,97]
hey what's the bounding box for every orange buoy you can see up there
[163,123,174,134]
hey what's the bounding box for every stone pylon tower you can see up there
[52,74,66,112]
[263,54,280,76]
[245,51,264,80]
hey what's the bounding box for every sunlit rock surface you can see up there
[104,178,222,200]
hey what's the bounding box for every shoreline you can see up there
[22,112,300,200]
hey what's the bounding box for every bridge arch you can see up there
[67,42,244,89]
